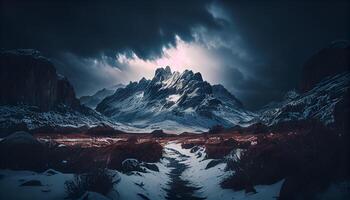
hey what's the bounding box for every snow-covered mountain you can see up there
[80,84,125,109]
[2,47,348,134]
[257,72,350,127]
[96,66,255,132]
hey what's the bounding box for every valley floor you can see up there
[1,129,349,200]
[0,140,284,200]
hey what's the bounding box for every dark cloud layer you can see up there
[1,0,349,109]
[1,0,218,59]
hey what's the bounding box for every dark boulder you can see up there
[107,141,163,171]
[205,159,223,169]
[190,146,200,153]
[121,159,145,173]
[0,131,47,170]
[150,129,166,137]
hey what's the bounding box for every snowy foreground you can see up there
[0,142,284,200]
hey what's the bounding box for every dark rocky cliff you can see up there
[0,49,80,111]
[300,41,349,92]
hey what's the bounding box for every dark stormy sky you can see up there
[1,0,349,110]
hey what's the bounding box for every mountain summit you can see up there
[96,67,254,132]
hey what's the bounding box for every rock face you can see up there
[96,66,254,131]
[258,73,350,128]
[0,49,116,135]
[0,49,80,111]
[258,42,350,129]
[300,41,350,92]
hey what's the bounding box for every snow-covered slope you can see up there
[96,66,255,132]
[80,84,125,109]
[257,72,350,126]
[0,105,119,133]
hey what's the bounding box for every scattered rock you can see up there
[196,151,202,158]
[142,163,159,172]
[190,146,200,153]
[134,182,145,188]
[205,159,223,169]
[107,141,163,170]
[121,159,145,173]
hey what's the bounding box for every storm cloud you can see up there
[1,0,218,59]
[1,0,349,109]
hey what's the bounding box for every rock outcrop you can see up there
[300,41,349,92]
[0,49,80,111]
[0,49,115,135]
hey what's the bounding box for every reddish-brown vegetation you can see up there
[46,140,163,173]
[106,141,163,170]
[205,138,251,159]
[221,124,350,199]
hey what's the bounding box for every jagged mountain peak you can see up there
[154,66,172,80]
[152,67,204,84]
[283,89,299,101]
[96,66,254,132]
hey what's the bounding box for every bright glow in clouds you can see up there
[115,36,223,85]
[56,33,243,97]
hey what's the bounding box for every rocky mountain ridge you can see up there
[96,66,255,132]
[79,84,125,109]
[0,44,349,134]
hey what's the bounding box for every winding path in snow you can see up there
[163,144,206,200]
[160,142,285,200]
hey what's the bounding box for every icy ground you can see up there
[0,142,285,200]
[163,143,284,200]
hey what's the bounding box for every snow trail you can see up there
[161,142,285,200]
[163,145,205,200]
